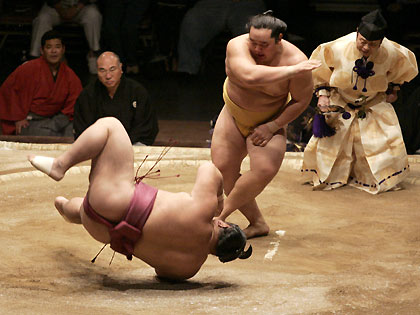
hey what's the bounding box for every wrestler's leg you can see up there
[237,133,285,237]
[211,106,247,199]
[54,196,83,224]
[211,107,269,238]
[28,117,133,181]
[211,133,245,196]
[220,132,285,237]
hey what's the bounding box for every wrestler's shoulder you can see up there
[282,41,308,65]
[227,34,248,48]
[230,33,248,43]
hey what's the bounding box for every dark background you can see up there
[0,0,419,151]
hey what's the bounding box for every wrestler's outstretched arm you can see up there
[248,68,314,147]
[54,196,83,224]
[191,162,224,218]
[268,68,314,127]
[225,37,321,86]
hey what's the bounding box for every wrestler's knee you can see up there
[252,164,280,183]
[94,117,125,131]
[213,156,240,178]
[96,117,120,125]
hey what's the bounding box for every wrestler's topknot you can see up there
[246,11,287,42]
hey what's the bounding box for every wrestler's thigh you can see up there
[247,132,286,173]
[90,118,134,182]
[211,107,247,169]
[80,206,111,244]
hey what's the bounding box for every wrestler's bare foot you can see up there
[28,155,65,181]
[54,196,71,222]
[243,221,270,239]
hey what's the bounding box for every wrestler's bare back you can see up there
[137,190,214,277]
[225,33,310,112]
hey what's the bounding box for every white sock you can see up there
[30,156,54,176]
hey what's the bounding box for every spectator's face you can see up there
[356,32,382,57]
[248,27,279,65]
[41,39,65,65]
[97,55,123,90]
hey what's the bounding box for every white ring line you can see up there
[264,242,279,261]
[264,230,286,261]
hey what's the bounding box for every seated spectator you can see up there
[177,0,266,75]
[29,0,102,74]
[102,0,151,75]
[73,52,159,145]
[0,30,82,136]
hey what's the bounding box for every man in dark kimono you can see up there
[73,51,159,145]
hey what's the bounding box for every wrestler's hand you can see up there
[213,215,226,223]
[15,119,29,134]
[292,60,322,74]
[249,124,273,147]
[317,95,330,112]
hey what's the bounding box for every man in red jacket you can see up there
[0,30,82,136]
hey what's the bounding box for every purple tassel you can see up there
[313,113,336,138]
